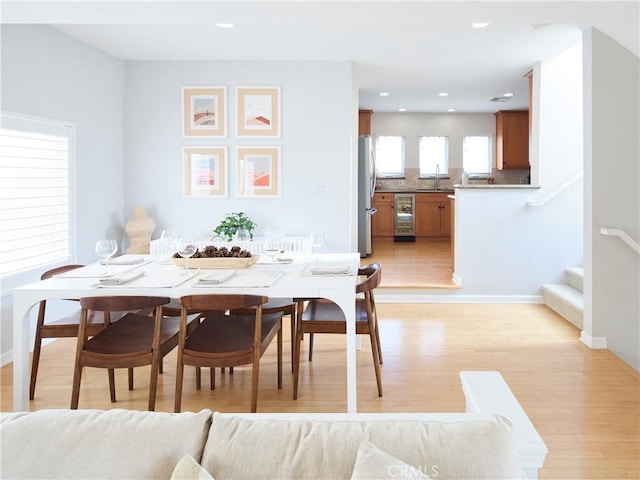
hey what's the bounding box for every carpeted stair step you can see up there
[542,283,583,330]
[565,267,584,293]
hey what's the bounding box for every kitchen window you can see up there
[463,135,492,176]
[419,136,449,177]
[0,112,75,279]
[374,135,404,177]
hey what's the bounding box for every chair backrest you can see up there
[79,296,170,313]
[356,262,382,294]
[180,294,267,312]
[41,264,85,280]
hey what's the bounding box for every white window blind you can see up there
[419,136,449,176]
[375,135,404,177]
[0,113,74,277]
[463,135,492,175]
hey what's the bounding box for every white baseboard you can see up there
[376,293,543,304]
[580,331,608,349]
[1,350,13,368]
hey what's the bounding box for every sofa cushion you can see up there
[201,413,522,479]
[351,441,429,479]
[0,408,213,479]
[171,454,214,480]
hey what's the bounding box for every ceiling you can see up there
[2,1,639,113]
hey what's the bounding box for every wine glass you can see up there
[310,229,325,253]
[234,228,251,252]
[176,237,197,274]
[262,228,285,264]
[95,239,118,275]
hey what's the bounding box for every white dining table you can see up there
[12,253,360,412]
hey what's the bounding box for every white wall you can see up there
[0,25,125,362]
[454,42,584,297]
[123,60,354,253]
[582,28,640,370]
[371,112,495,171]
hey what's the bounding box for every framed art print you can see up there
[236,146,281,197]
[182,86,227,137]
[184,146,228,197]
[236,86,280,137]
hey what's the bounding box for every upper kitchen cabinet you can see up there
[359,110,373,136]
[495,110,529,170]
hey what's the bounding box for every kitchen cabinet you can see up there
[371,192,394,237]
[416,193,451,238]
[495,110,529,170]
[359,110,373,136]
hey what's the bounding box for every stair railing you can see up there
[527,171,583,207]
[600,228,640,254]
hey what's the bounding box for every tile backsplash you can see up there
[376,167,530,190]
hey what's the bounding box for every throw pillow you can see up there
[351,441,430,479]
[171,454,214,480]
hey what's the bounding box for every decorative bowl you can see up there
[171,255,259,269]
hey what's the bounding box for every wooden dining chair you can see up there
[293,262,383,399]
[70,295,184,411]
[30,264,107,400]
[174,294,283,413]
[230,297,296,372]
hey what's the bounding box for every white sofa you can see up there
[0,372,547,480]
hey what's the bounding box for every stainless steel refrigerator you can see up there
[358,135,377,257]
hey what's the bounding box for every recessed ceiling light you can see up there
[398,108,407,112]
[503,92,515,97]
[447,108,456,112]
[215,23,234,28]
[438,92,449,97]
[471,22,490,29]
[379,92,390,97]
[532,23,551,30]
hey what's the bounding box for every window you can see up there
[374,135,404,177]
[0,112,74,277]
[463,135,492,175]
[419,136,449,176]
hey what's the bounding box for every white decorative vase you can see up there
[125,206,156,254]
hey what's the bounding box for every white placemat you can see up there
[92,269,199,288]
[193,270,283,288]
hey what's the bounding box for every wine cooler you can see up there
[394,193,415,242]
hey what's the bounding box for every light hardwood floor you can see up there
[2,242,638,479]
[366,237,457,288]
[2,305,638,478]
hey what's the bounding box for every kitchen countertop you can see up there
[453,184,540,190]
[375,185,539,193]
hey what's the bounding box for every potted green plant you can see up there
[213,212,257,241]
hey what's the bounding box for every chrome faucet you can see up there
[434,164,440,191]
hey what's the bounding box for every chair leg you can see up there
[277,323,283,390]
[108,369,116,402]
[369,331,383,397]
[289,308,296,373]
[159,357,164,374]
[70,365,83,409]
[29,333,44,400]
[196,366,201,390]
[250,358,260,413]
[210,367,216,390]
[174,355,184,413]
[148,356,160,411]
[293,320,304,399]
[374,322,383,364]
[308,333,314,361]
[128,368,134,390]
